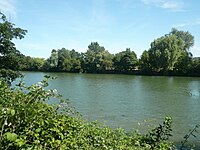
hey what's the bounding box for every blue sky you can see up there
[1,0,200,58]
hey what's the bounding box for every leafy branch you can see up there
[181,124,200,149]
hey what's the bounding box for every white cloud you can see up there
[162,1,178,9]
[0,0,16,17]
[173,23,190,28]
[173,19,200,28]
[141,0,184,11]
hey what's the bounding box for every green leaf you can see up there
[36,128,41,133]
[4,132,18,142]
[16,139,26,147]
[11,109,15,116]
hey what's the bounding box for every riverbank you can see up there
[21,69,200,78]
[0,77,174,149]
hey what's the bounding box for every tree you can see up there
[139,50,151,72]
[0,12,27,82]
[64,58,81,72]
[190,57,200,75]
[45,48,82,72]
[170,28,194,51]
[68,49,82,72]
[56,48,82,72]
[147,34,184,72]
[113,48,137,72]
[174,51,193,75]
[83,42,113,73]
[144,29,194,73]
[49,49,58,70]
[57,48,71,71]
[19,56,45,71]
[30,58,45,71]
[42,59,51,71]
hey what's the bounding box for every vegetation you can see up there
[113,48,138,72]
[0,11,199,77]
[0,77,173,149]
[140,28,194,75]
[0,12,199,149]
[0,12,27,83]
[82,42,113,73]
[18,30,199,76]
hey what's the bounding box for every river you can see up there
[17,72,200,145]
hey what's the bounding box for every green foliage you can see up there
[148,34,184,72]
[19,56,45,71]
[20,28,198,76]
[10,21,198,76]
[170,28,194,51]
[0,77,173,149]
[113,48,138,72]
[0,11,196,76]
[57,48,71,71]
[43,48,82,72]
[144,116,173,148]
[174,51,192,75]
[0,69,22,83]
[189,57,200,76]
[138,28,195,74]
[49,49,58,69]
[0,12,27,82]
[83,42,113,73]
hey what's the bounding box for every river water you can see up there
[18,72,200,145]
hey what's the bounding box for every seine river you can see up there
[18,72,200,145]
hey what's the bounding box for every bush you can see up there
[0,76,173,149]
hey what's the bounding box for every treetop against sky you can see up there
[0,0,200,58]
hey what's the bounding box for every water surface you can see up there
[19,72,200,144]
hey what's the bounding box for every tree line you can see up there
[19,28,200,76]
[0,11,200,84]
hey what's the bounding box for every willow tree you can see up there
[148,34,184,72]
[170,28,194,51]
[144,29,194,73]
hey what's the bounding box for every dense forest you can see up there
[18,29,200,76]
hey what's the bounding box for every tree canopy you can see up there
[83,42,113,73]
[139,29,195,74]
[170,28,194,51]
[0,12,196,77]
[0,12,27,82]
[113,48,137,72]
